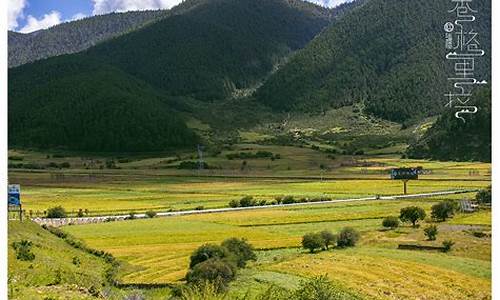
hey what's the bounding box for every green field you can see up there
[8,146,490,217]
[8,147,491,299]
[61,199,491,299]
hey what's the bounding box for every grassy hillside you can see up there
[8,221,110,299]
[255,0,491,123]
[9,56,197,152]
[8,10,168,68]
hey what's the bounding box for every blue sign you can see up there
[8,184,21,206]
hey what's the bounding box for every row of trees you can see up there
[384,201,458,229]
[301,227,360,253]
[228,195,333,208]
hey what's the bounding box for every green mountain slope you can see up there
[9,0,335,152]
[8,221,110,299]
[9,56,197,152]
[84,0,333,100]
[407,87,491,162]
[255,0,491,123]
[8,10,169,68]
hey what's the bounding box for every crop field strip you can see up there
[63,195,489,285]
[10,172,490,216]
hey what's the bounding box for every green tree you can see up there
[431,201,456,222]
[399,206,426,227]
[302,233,325,253]
[221,238,256,268]
[186,258,237,292]
[189,244,232,269]
[476,187,491,204]
[320,230,337,250]
[337,227,360,248]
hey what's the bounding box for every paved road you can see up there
[32,189,479,227]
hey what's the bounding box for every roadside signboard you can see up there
[390,168,419,180]
[8,184,21,206]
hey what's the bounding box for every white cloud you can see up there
[19,10,62,33]
[308,0,351,8]
[70,13,87,21]
[8,0,27,30]
[92,0,181,15]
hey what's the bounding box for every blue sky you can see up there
[8,0,350,33]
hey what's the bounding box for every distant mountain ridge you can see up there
[8,10,169,68]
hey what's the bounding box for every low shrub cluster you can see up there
[9,162,70,169]
[12,240,35,261]
[476,186,491,204]
[46,206,67,218]
[382,216,399,229]
[228,195,332,208]
[302,228,360,253]
[226,151,280,160]
[184,238,256,292]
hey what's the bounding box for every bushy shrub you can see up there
[382,216,399,229]
[431,201,456,221]
[337,227,360,248]
[145,211,157,218]
[186,258,237,291]
[12,240,35,261]
[46,206,67,218]
[239,196,256,207]
[424,225,438,241]
[229,199,240,208]
[189,244,232,269]
[221,238,256,268]
[282,196,296,204]
[475,186,491,204]
[302,233,325,253]
[442,240,455,252]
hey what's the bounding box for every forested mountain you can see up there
[407,87,491,162]
[255,0,491,123]
[9,0,335,151]
[83,0,334,100]
[9,55,197,152]
[8,10,169,68]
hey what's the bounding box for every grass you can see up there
[8,220,173,299]
[8,146,492,299]
[63,197,490,289]
[264,248,490,300]
[8,221,108,299]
